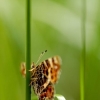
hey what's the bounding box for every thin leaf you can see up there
[55,94,66,100]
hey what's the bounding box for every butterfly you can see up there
[21,50,61,100]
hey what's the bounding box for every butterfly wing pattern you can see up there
[21,56,61,100]
[39,83,54,100]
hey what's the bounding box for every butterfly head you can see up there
[29,62,36,71]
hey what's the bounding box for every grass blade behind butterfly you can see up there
[26,0,31,100]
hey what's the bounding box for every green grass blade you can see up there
[26,0,31,100]
[80,0,86,100]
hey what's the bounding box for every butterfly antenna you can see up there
[35,50,47,65]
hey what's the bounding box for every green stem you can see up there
[80,0,86,100]
[26,0,31,100]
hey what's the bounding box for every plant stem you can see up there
[80,0,86,100]
[26,0,31,100]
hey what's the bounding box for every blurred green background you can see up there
[0,0,100,100]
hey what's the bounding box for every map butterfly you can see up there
[21,50,61,100]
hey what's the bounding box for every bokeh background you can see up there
[0,0,100,100]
